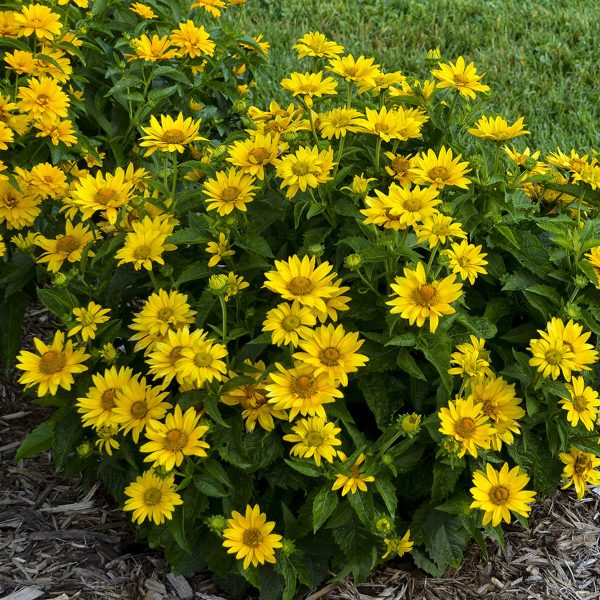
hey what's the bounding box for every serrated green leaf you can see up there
[312,485,338,532]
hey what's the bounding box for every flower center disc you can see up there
[489,485,510,504]
[281,315,301,331]
[292,374,316,398]
[194,352,213,368]
[39,350,67,374]
[130,400,148,419]
[288,276,313,295]
[414,284,437,306]
[392,157,409,174]
[249,147,270,163]
[242,527,263,548]
[455,417,476,438]
[96,188,117,205]
[169,346,183,364]
[56,235,81,254]
[157,307,173,321]
[453,73,470,85]
[101,388,116,410]
[144,487,162,505]
[572,394,588,412]
[164,428,187,452]
[545,349,563,366]
[292,161,311,176]
[133,245,152,260]
[575,455,592,475]
[320,346,340,366]
[221,186,240,202]
[429,166,449,180]
[306,431,325,447]
[162,129,186,144]
[404,197,423,212]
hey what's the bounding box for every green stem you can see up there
[148,269,160,290]
[163,156,169,190]
[171,152,178,199]
[307,105,319,145]
[356,268,379,294]
[219,296,228,343]
[576,190,586,229]
[493,142,501,176]
[426,245,438,275]
[331,135,345,183]
[374,138,382,172]
[347,81,353,108]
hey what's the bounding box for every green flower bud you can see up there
[209,274,230,296]
[523,157,538,171]
[565,303,582,320]
[307,243,324,258]
[401,413,422,437]
[206,514,228,535]
[283,131,300,143]
[212,145,228,159]
[100,343,118,363]
[441,436,461,457]
[344,253,363,270]
[574,274,589,289]
[381,453,394,466]
[233,99,249,113]
[76,441,93,458]
[281,538,296,556]
[160,264,174,278]
[375,515,393,535]
[439,202,454,215]
[53,272,69,286]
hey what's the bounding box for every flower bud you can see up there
[53,272,68,286]
[375,515,393,535]
[206,514,227,535]
[233,99,249,114]
[76,441,93,458]
[401,413,422,437]
[281,538,296,556]
[100,343,118,363]
[564,303,582,320]
[160,264,174,278]
[209,274,230,296]
[307,243,324,258]
[427,48,441,60]
[440,436,461,457]
[212,145,228,159]
[344,253,363,271]
[574,274,589,289]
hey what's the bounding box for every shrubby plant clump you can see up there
[4,1,600,597]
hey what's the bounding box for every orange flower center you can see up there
[221,186,240,202]
[291,374,317,398]
[161,129,186,144]
[571,394,588,412]
[249,147,270,163]
[575,455,592,475]
[164,428,187,452]
[242,528,263,548]
[374,121,390,133]
[305,431,325,447]
[489,485,510,505]
[544,349,563,366]
[281,314,301,331]
[133,245,152,260]
[320,346,340,366]
[56,235,81,254]
[429,166,449,180]
[101,388,116,410]
[144,487,162,505]
[288,276,313,295]
[39,350,66,374]
[157,307,173,321]
[96,188,117,205]
[2,191,19,208]
[291,161,311,176]
[194,352,213,368]
[413,284,438,307]
[130,401,148,419]
[169,346,183,364]
[404,197,423,212]
[36,94,49,107]
[455,417,476,438]
[391,157,409,175]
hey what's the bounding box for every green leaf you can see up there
[431,462,464,501]
[312,485,338,532]
[396,348,426,380]
[385,332,417,347]
[416,332,453,393]
[52,408,83,469]
[374,478,397,515]
[454,314,497,339]
[235,232,273,257]
[347,490,375,527]
[15,421,54,461]
[0,294,26,370]
[357,375,390,427]
[284,458,322,478]
[37,288,79,319]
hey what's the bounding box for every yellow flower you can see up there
[170,20,215,58]
[94,424,120,456]
[559,376,600,431]
[327,54,380,88]
[36,221,95,272]
[293,31,344,60]
[112,377,172,443]
[414,213,468,248]
[332,453,375,495]
[127,34,178,62]
[318,107,362,139]
[431,56,490,100]
[226,133,283,180]
[17,77,70,122]
[70,167,134,224]
[0,236,5,258]
[382,531,413,559]
[140,405,210,471]
[145,326,196,386]
[262,301,317,347]
[410,147,472,189]
[559,447,600,499]
[191,0,226,18]
[35,118,77,146]
[223,272,249,301]
[550,318,598,373]
[357,69,406,95]
[129,290,197,353]
[293,324,368,387]
[361,192,408,231]
[0,181,41,230]
[386,183,441,227]
[16,3,62,40]
[266,362,343,420]
[280,71,338,108]
[205,232,235,268]
[468,375,525,450]
[355,106,423,142]
[274,145,334,199]
[0,121,13,150]
[438,397,495,458]
[76,366,136,429]
[468,115,530,141]
[585,246,600,288]
[139,113,205,156]
[263,255,337,313]
[442,240,488,284]
[387,261,462,333]
[312,278,351,323]
[203,168,257,215]
[546,148,594,175]
[68,301,111,341]
[222,505,283,569]
[448,336,493,379]
[16,331,89,397]
[177,331,228,388]
[129,2,157,19]
[384,152,418,186]
[342,173,376,195]
[32,48,73,83]
[11,231,40,251]
[283,415,342,466]
[0,10,20,37]
[471,463,536,528]
[124,470,183,525]
[5,50,36,75]
[16,163,68,200]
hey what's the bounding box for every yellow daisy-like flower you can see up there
[438,397,495,458]
[223,272,249,301]
[327,54,380,88]
[559,447,600,499]
[11,231,40,251]
[130,2,157,19]
[68,301,111,342]
[17,77,70,122]
[32,48,72,83]
[293,323,368,386]
[35,118,77,147]
[94,424,120,456]
[361,192,407,231]
[549,318,598,373]
[280,71,338,108]
[170,20,215,58]
[293,31,344,60]
[112,377,171,443]
[275,145,335,199]
[16,331,89,397]
[387,261,463,333]
[124,470,183,525]
[140,405,210,471]
[226,133,283,180]
[17,163,68,200]
[263,255,337,313]
[386,183,441,227]
[442,240,489,284]
[410,147,472,189]
[203,168,257,216]
[70,168,134,225]
[528,335,576,381]
[177,332,228,388]
[414,213,468,248]
[431,56,490,100]
[585,246,600,288]
[470,463,536,527]
[468,116,530,142]
[206,232,235,268]
[36,221,95,272]
[283,415,342,466]
[312,278,351,323]
[145,326,196,386]
[318,107,362,139]
[332,453,375,495]
[262,301,317,347]
[191,0,226,18]
[546,148,593,175]
[469,374,525,450]
[77,366,136,429]
[5,50,36,75]
[127,34,178,62]
[16,3,62,40]
[222,505,283,570]
[0,181,41,230]
[355,106,423,142]
[382,531,413,559]
[342,173,377,195]
[384,152,417,186]
[129,290,196,353]
[266,362,343,420]
[357,69,406,95]
[115,215,176,271]
[0,10,20,37]
[0,236,5,258]
[139,113,205,156]
[0,121,14,150]
[559,376,600,431]
[448,336,493,379]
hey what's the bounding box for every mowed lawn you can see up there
[241,0,600,151]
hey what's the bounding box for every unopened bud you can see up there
[281,538,296,556]
[375,515,393,535]
[76,441,93,458]
[344,253,363,270]
[401,413,422,436]
[206,514,227,534]
[307,243,324,258]
[209,274,230,295]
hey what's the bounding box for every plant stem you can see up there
[426,245,438,275]
[149,269,160,289]
[171,152,178,199]
[219,296,228,343]
[356,268,379,294]
[374,138,382,172]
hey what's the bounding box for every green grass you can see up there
[241,0,600,151]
